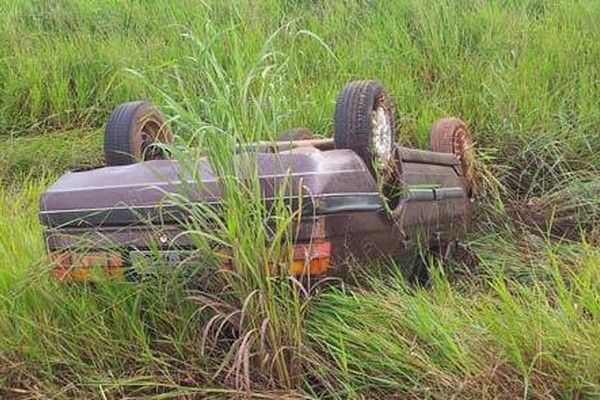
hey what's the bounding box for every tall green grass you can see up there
[308,240,600,398]
[2,0,600,397]
[2,1,599,152]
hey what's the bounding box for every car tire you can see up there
[429,117,474,192]
[279,127,316,141]
[104,101,172,166]
[334,80,395,177]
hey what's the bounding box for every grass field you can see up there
[2,0,600,398]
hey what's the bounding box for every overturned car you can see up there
[39,80,474,281]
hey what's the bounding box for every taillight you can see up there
[49,241,333,282]
[49,251,123,282]
[216,242,332,276]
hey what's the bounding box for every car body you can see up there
[39,80,474,281]
[40,140,472,281]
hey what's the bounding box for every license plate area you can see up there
[129,250,199,277]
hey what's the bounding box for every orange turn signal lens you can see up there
[291,256,331,276]
[290,242,331,276]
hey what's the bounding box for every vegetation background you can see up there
[1,0,600,398]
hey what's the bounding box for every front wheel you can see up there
[429,117,474,193]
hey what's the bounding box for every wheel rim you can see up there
[451,126,475,193]
[371,105,392,168]
[139,118,167,160]
[451,127,472,170]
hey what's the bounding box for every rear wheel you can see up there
[429,117,474,192]
[104,101,172,166]
[333,80,395,178]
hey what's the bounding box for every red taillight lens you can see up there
[49,251,123,282]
